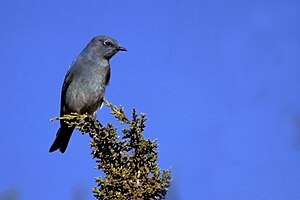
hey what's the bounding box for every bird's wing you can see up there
[60,67,74,116]
[105,67,111,85]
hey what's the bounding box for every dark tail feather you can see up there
[49,125,75,153]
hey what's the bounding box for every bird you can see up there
[49,35,127,153]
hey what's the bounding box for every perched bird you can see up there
[49,35,127,153]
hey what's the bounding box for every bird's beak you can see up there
[118,46,127,52]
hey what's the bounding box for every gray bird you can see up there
[49,35,127,153]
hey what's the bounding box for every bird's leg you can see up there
[91,111,97,120]
[85,112,102,128]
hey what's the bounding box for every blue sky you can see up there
[0,0,300,199]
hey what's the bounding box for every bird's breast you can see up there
[65,63,110,115]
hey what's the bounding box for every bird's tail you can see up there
[49,124,75,153]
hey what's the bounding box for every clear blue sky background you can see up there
[0,0,300,199]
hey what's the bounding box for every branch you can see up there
[51,98,171,200]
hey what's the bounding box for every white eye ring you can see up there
[103,40,113,47]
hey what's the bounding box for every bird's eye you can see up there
[103,40,113,47]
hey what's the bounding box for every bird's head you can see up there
[88,35,127,60]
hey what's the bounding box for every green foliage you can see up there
[51,99,171,200]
